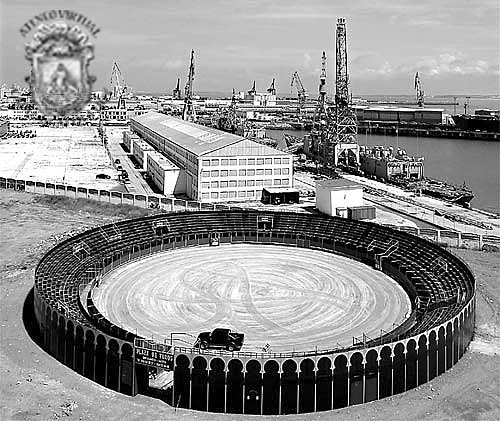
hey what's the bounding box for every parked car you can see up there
[194,328,244,352]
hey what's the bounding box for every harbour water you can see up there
[267,129,500,214]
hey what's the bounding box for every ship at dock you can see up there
[359,145,474,207]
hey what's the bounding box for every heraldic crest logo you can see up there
[25,22,96,117]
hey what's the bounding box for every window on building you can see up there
[202,160,210,166]
[256,169,264,175]
[247,169,255,176]
[282,168,290,175]
[265,158,272,165]
[264,179,272,186]
[211,159,219,166]
[202,192,209,199]
[239,169,246,176]
[248,158,255,165]
[239,159,246,165]
[220,191,228,199]
[221,159,229,166]
[274,179,282,185]
[211,170,219,177]
[274,158,281,164]
[256,180,263,186]
[229,191,237,198]
[238,191,246,197]
[265,169,272,175]
[220,181,228,188]
[247,191,254,197]
[211,181,219,188]
[274,168,281,175]
[201,182,210,189]
[229,159,237,165]
[211,192,219,199]
[247,180,255,186]
[257,158,264,165]
[238,180,246,187]
[283,158,290,164]
[229,180,237,187]
[202,171,210,177]
[220,170,228,177]
[282,179,290,185]
[229,170,237,176]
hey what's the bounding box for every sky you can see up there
[1,0,499,96]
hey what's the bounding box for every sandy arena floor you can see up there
[93,244,411,352]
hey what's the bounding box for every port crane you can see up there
[314,51,329,122]
[415,72,424,107]
[267,78,276,95]
[182,50,196,122]
[290,71,308,115]
[110,62,128,109]
[330,17,359,167]
[248,80,257,96]
[306,18,359,168]
[464,96,470,114]
[308,51,330,160]
[172,78,181,99]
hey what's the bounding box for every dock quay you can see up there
[341,173,500,237]
[357,121,499,141]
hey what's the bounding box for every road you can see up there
[104,126,155,195]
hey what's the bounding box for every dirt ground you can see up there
[1,189,499,421]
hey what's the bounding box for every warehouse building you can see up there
[131,138,155,170]
[146,151,181,195]
[122,131,140,153]
[354,106,444,124]
[130,112,293,202]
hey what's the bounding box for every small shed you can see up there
[261,187,300,205]
[316,178,363,217]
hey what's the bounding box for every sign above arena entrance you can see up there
[134,338,174,371]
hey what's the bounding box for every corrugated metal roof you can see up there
[131,112,241,156]
[131,112,287,157]
[205,138,289,157]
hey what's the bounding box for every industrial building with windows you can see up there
[130,112,293,202]
[146,151,181,195]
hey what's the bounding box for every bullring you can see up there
[34,210,475,415]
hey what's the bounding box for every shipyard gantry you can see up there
[305,18,360,169]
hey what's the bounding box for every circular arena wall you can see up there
[33,211,476,415]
